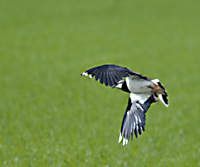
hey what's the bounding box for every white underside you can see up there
[126,77,153,94]
[130,93,151,104]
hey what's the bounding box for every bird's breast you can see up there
[126,77,153,94]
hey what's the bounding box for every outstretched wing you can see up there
[118,94,156,145]
[81,64,148,87]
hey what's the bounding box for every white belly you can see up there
[126,77,153,94]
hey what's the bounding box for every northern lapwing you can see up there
[81,64,168,145]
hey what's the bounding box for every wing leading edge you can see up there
[81,64,148,87]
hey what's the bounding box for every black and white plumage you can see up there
[81,64,169,145]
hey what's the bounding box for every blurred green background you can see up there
[0,0,200,166]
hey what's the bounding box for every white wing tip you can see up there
[81,72,93,79]
[81,72,88,76]
[118,133,128,146]
[118,133,122,143]
[123,138,128,146]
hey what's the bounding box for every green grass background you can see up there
[0,0,200,166]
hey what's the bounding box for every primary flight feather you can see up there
[81,64,169,145]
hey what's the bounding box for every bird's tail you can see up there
[152,79,169,107]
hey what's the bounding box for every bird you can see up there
[81,64,168,145]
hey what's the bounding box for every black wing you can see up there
[119,95,156,145]
[81,64,148,87]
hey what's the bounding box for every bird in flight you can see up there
[81,64,168,145]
